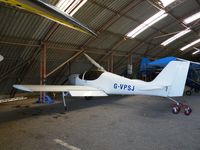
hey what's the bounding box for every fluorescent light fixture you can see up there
[180,38,200,51]
[192,50,200,55]
[192,47,200,55]
[56,0,87,16]
[161,28,191,46]
[159,0,175,7]
[126,10,168,39]
[183,11,200,24]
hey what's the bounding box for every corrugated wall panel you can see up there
[48,25,90,45]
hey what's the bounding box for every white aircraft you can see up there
[13,54,194,116]
[3,0,195,116]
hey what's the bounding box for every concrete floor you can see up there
[0,95,200,150]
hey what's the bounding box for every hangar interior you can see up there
[0,0,200,150]
[0,0,200,97]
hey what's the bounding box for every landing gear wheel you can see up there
[172,106,181,114]
[184,107,192,116]
[186,90,192,96]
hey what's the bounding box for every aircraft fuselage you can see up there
[69,71,168,97]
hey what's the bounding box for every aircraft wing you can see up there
[0,0,96,36]
[13,85,108,97]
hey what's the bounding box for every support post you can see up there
[110,54,113,73]
[127,55,133,78]
[43,43,47,99]
[40,45,43,102]
[62,92,68,110]
[107,58,110,72]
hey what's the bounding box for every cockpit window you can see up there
[84,71,104,80]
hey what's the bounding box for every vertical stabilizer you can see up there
[152,61,190,97]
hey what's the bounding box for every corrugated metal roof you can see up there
[88,32,121,49]
[74,1,106,29]
[170,0,199,17]
[115,39,140,52]
[96,0,134,12]
[48,25,90,45]
[0,6,53,40]
[126,1,158,20]
[107,17,138,35]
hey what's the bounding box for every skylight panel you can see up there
[192,50,200,55]
[126,10,168,39]
[161,28,191,46]
[192,48,200,55]
[183,11,200,24]
[56,0,87,16]
[159,0,175,7]
[180,38,200,51]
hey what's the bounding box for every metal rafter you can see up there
[148,1,200,54]
[9,45,42,97]
[79,0,144,49]
[0,38,129,56]
[23,0,142,82]
[47,50,84,77]
[115,5,200,71]
[84,0,183,64]
[82,0,192,67]
[95,2,195,70]
[0,46,41,83]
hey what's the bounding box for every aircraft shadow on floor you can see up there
[0,96,127,123]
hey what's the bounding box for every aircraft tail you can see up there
[152,61,190,97]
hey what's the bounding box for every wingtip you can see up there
[13,85,32,92]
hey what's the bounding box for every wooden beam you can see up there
[46,50,84,77]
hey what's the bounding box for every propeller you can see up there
[83,53,105,71]
[0,55,4,62]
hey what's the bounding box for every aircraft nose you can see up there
[68,74,78,85]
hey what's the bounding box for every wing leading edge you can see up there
[0,0,96,36]
[13,85,108,97]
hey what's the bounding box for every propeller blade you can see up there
[83,53,105,71]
